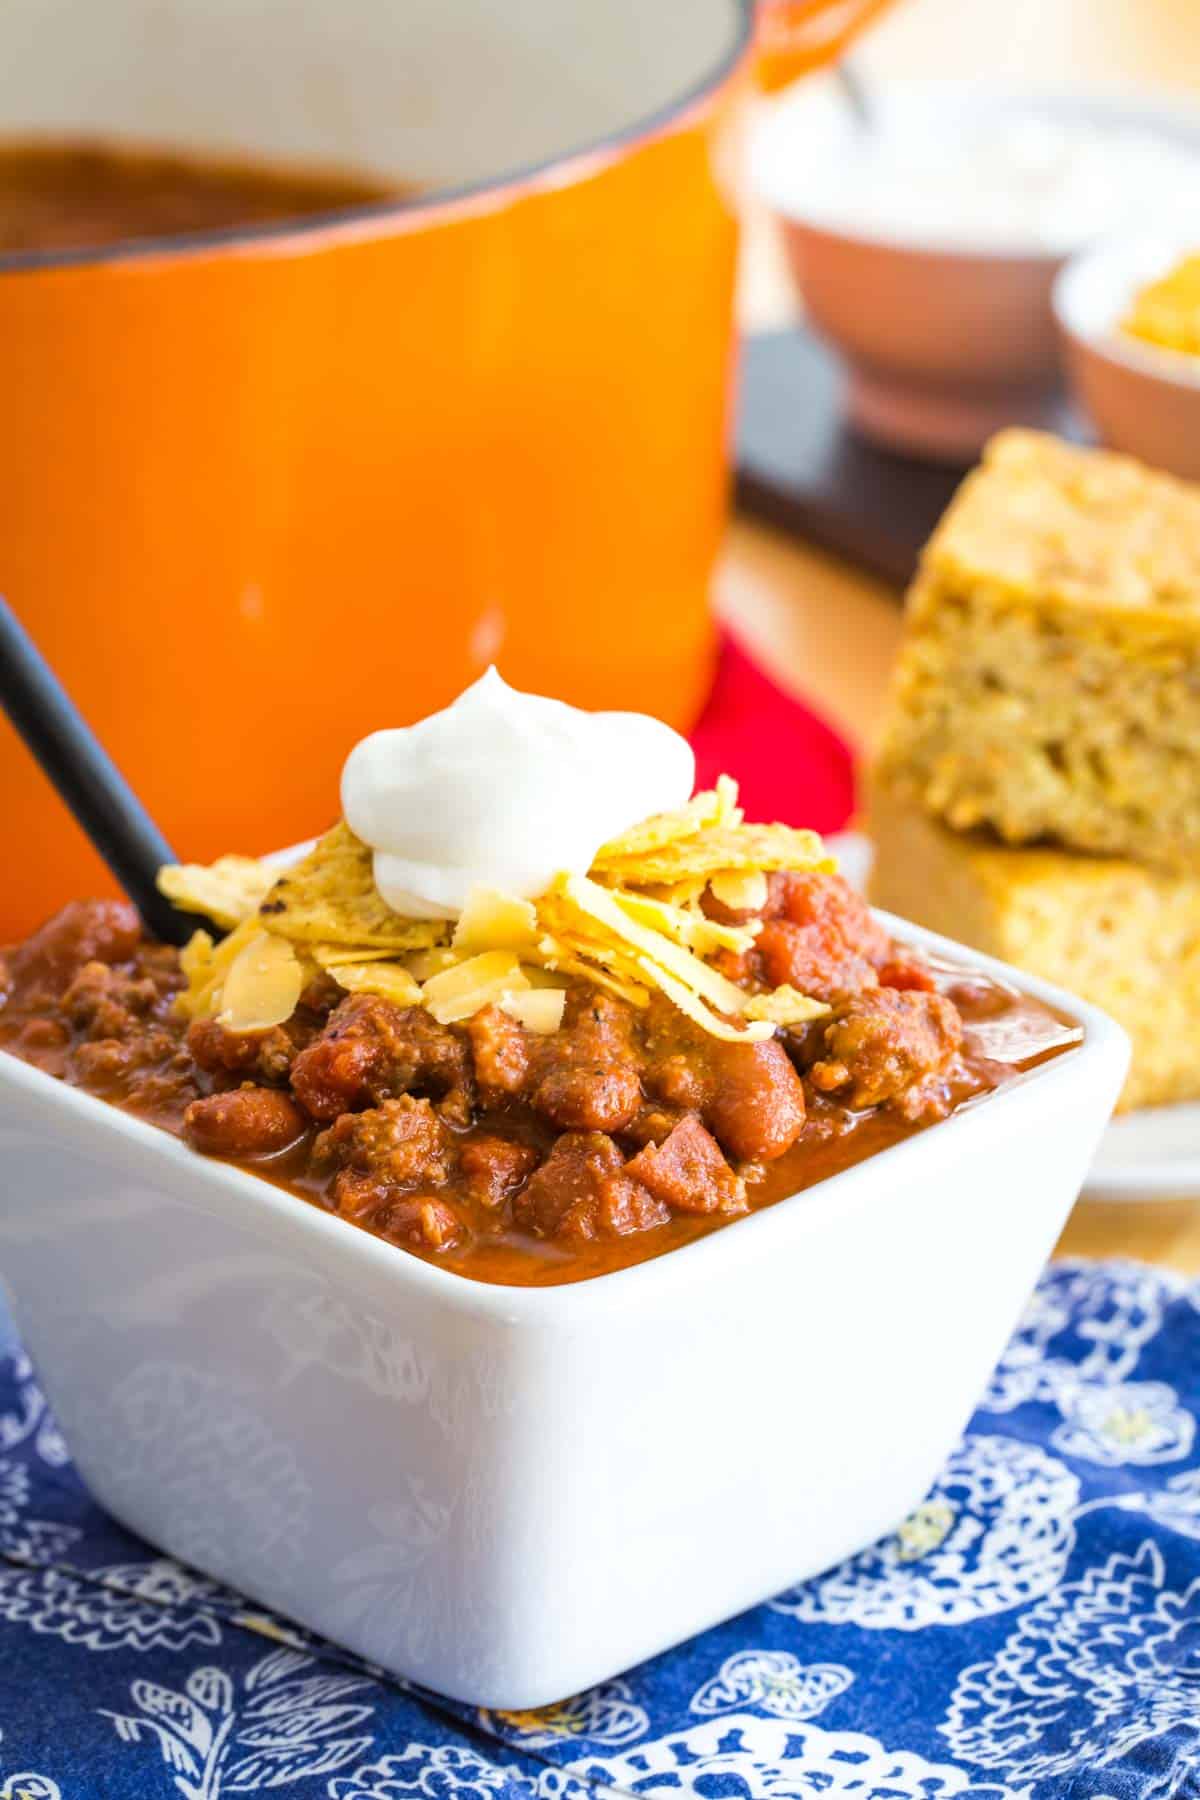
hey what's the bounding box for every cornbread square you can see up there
[868,780,1200,1113]
[875,430,1200,870]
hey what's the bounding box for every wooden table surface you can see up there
[716,523,1200,1276]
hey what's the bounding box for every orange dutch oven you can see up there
[0,0,891,937]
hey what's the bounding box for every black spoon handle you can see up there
[0,596,199,945]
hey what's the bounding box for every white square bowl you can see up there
[0,914,1128,1706]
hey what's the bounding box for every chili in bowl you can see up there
[0,674,1129,1706]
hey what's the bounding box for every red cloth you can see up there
[688,631,856,834]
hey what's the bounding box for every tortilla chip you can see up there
[258,823,446,951]
[158,855,275,930]
[593,787,726,864]
[595,823,832,889]
[165,775,834,1046]
[309,942,401,969]
[592,775,745,868]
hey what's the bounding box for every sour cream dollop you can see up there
[341,668,696,919]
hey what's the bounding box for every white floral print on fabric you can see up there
[102,1644,376,1797]
[0,1356,67,1469]
[0,1458,79,1565]
[0,1732,62,1800]
[941,1540,1200,1788]
[330,1745,531,1800]
[771,1436,1080,1629]
[983,1281,1074,1414]
[1121,1466,1200,1540]
[0,1558,225,1652]
[536,1716,1019,1800]
[0,1775,61,1800]
[690,1650,853,1721]
[983,1261,1178,1414]
[481,1681,648,1750]
[1051,1380,1195,1467]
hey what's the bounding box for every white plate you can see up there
[1085,1107,1200,1201]
[828,831,1200,1203]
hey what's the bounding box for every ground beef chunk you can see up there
[13,900,141,997]
[593,1174,672,1239]
[515,1132,669,1242]
[313,1095,451,1218]
[533,1061,641,1132]
[531,991,643,1130]
[470,989,644,1132]
[560,988,641,1059]
[459,1134,539,1207]
[382,1004,473,1124]
[809,988,964,1116]
[291,994,472,1124]
[62,961,160,1040]
[183,1086,306,1158]
[187,1017,298,1084]
[624,1113,747,1215]
[644,1003,805,1163]
[467,1006,533,1101]
[374,1195,463,1252]
[756,873,890,1003]
[13,1017,69,1057]
[72,1027,184,1091]
[643,1049,709,1112]
[622,1105,687,1149]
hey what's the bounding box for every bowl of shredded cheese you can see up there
[1055,233,1200,481]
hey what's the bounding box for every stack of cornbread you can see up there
[870,429,1200,1112]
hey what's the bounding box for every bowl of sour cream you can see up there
[750,81,1200,460]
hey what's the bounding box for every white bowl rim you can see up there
[750,78,1200,266]
[1053,230,1200,391]
[0,908,1127,1323]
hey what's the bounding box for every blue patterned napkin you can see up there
[0,1257,1197,1800]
